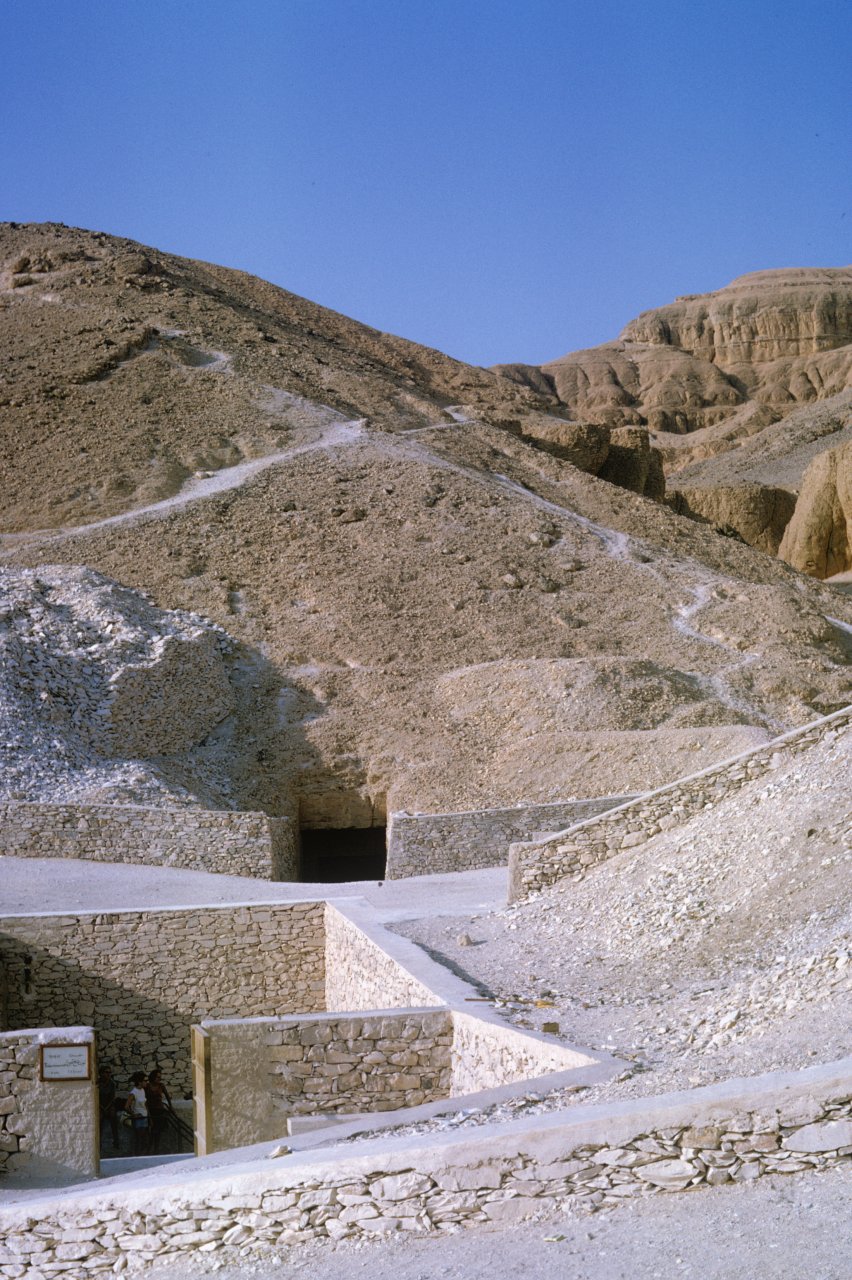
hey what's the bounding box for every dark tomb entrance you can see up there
[298,826,387,882]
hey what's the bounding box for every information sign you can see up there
[39,1044,92,1081]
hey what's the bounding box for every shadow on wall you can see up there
[0,941,195,1097]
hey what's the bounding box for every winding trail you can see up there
[1,418,365,547]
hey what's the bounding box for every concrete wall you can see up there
[0,1026,98,1183]
[0,800,296,880]
[203,1010,454,1152]
[324,904,445,1011]
[1,1058,850,1271]
[386,796,635,879]
[0,901,325,1097]
[509,704,852,900]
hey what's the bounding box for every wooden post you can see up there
[191,1026,212,1156]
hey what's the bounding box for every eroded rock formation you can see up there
[779,440,852,578]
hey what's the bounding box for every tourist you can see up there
[125,1072,149,1156]
[145,1068,173,1154]
[98,1065,120,1150]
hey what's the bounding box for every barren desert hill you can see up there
[0,221,553,533]
[1,225,851,826]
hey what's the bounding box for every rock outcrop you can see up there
[498,268,852,435]
[668,485,797,555]
[779,440,852,578]
[599,427,666,499]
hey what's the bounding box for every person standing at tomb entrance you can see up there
[145,1068,173,1153]
[125,1072,149,1156]
[98,1065,120,1150]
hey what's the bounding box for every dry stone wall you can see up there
[1,1060,850,1271]
[509,704,852,900]
[0,902,325,1096]
[386,797,634,879]
[324,905,445,1011]
[0,800,296,880]
[204,1011,454,1152]
[0,1027,97,1182]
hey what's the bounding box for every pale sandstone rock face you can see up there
[525,268,852,434]
[668,485,797,555]
[516,417,611,475]
[623,267,852,364]
[498,269,852,566]
[779,440,852,577]
[539,342,745,433]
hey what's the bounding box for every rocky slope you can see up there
[498,269,852,565]
[395,716,851,1106]
[1,227,851,825]
[0,565,255,808]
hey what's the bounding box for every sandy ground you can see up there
[0,857,506,922]
[144,1164,852,1280]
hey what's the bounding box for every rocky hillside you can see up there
[498,269,852,570]
[1,227,850,825]
[396,715,852,1102]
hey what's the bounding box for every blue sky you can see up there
[3,0,850,365]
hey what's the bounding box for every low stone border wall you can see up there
[324,903,446,1011]
[450,1011,593,1096]
[0,800,296,880]
[386,797,634,879]
[509,703,852,900]
[0,901,325,1096]
[202,1010,455,1152]
[2,1058,849,1271]
[0,1026,97,1183]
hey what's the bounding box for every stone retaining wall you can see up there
[450,1012,595,1096]
[1,1059,850,1271]
[0,800,296,880]
[509,704,852,900]
[0,1027,97,1183]
[324,905,445,1012]
[0,902,325,1096]
[386,797,634,879]
[203,1011,454,1152]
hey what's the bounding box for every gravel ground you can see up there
[143,1164,852,1280]
[389,723,851,1129]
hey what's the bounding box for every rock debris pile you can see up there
[0,565,240,807]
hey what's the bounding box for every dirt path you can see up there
[0,418,365,546]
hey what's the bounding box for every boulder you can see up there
[779,440,852,577]
[668,484,797,554]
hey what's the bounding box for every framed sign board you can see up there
[39,1044,92,1082]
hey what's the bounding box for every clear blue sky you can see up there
[3,0,850,365]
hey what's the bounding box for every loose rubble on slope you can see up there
[387,723,851,1136]
[0,565,246,808]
